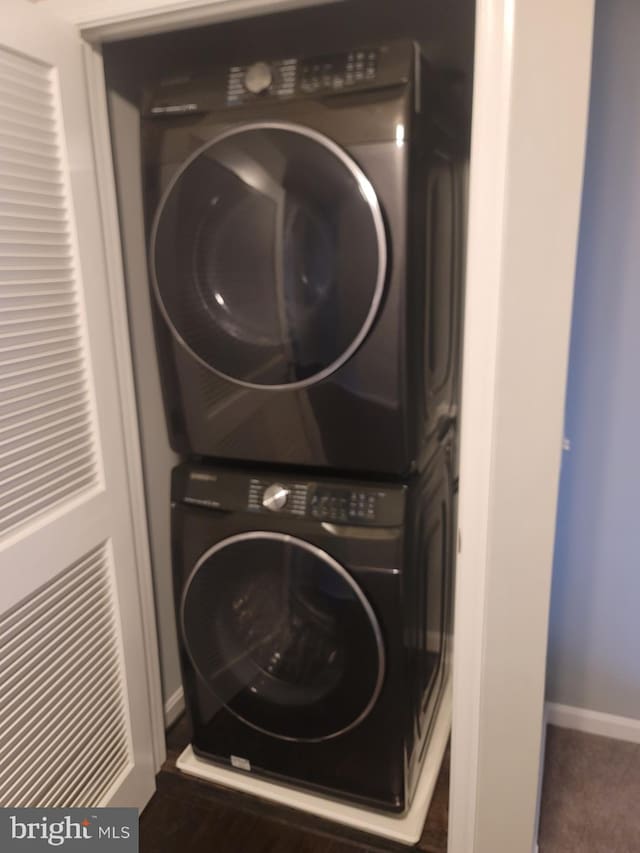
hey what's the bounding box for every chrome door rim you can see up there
[180,530,386,742]
[150,121,387,391]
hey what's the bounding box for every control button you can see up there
[262,483,290,511]
[244,62,273,94]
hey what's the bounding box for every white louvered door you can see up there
[0,0,157,809]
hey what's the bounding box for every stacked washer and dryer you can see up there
[141,41,465,814]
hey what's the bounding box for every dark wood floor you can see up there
[140,716,449,852]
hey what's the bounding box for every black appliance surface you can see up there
[142,40,465,476]
[171,439,453,812]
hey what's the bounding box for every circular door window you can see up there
[151,123,386,389]
[181,532,385,742]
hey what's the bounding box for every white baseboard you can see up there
[164,685,185,729]
[545,701,640,744]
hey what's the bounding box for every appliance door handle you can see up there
[320,523,399,540]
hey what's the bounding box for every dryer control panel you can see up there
[145,41,413,116]
[299,48,379,94]
[227,57,299,104]
[173,465,406,527]
[226,50,380,105]
[225,43,410,106]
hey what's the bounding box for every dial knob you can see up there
[262,483,289,511]
[244,62,273,94]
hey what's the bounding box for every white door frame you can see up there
[448,1,594,851]
[81,42,167,774]
[43,0,595,848]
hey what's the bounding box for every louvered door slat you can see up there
[0,554,106,644]
[2,581,111,706]
[0,97,56,127]
[0,167,64,191]
[0,445,94,509]
[40,709,128,807]
[2,116,57,147]
[1,630,118,791]
[1,188,67,211]
[0,90,55,116]
[2,621,116,766]
[3,358,82,390]
[0,165,64,188]
[0,228,70,242]
[1,198,67,220]
[0,259,72,273]
[0,336,80,361]
[0,430,94,476]
[0,307,76,325]
[0,67,50,100]
[69,738,129,809]
[0,541,132,807]
[0,385,85,425]
[0,50,49,83]
[0,376,84,413]
[2,343,84,372]
[0,433,90,481]
[0,136,59,166]
[67,723,130,808]
[7,672,124,806]
[0,404,90,449]
[0,464,96,530]
[0,329,79,354]
[0,396,86,439]
[0,276,74,289]
[0,214,68,231]
[0,79,51,108]
[1,438,92,491]
[0,291,75,304]
[0,322,78,344]
[2,596,112,721]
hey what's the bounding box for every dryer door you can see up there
[181,532,385,742]
[151,123,386,389]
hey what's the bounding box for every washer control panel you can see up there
[174,465,405,527]
[248,478,308,516]
[226,46,381,105]
[227,58,298,104]
[309,486,379,523]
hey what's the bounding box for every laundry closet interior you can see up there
[103,0,473,841]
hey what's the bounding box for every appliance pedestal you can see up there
[176,678,451,845]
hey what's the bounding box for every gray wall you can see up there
[546,0,640,719]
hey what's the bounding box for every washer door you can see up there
[151,122,386,389]
[181,532,385,742]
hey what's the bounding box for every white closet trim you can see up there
[34,0,343,42]
[81,41,166,773]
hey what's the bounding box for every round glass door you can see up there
[181,532,385,742]
[151,123,386,389]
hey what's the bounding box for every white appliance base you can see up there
[176,677,451,845]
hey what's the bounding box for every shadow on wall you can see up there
[547,0,640,720]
